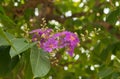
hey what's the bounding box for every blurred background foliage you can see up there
[0,0,120,79]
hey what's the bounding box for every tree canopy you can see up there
[0,0,120,79]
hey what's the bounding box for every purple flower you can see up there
[51,33,66,48]
[49,31,79,56]
[29,28,52,37]
[62,31,79,56]
[29,28,53,46]
[30,28,80,57]
[29,29,42,34]
[67,46,74,56]
[52,31,79,46]
[42,38,58,52]
[31,34,37,42]
[63,31,79,45]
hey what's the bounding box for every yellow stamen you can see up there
[49,44,54,48]
[70,35,75,41]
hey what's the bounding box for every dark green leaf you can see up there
[106,8,120,25]
[0,46,19,76]
[0,5,5,14]
[0,14,16,28]
[100,41,120,65]
[24,50,33,79]
[0,46,11,76]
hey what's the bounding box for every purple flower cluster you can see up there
[30,28,79,56]
[29,28,53,47]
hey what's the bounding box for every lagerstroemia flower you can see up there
[30,28,80,56]
[63,31,79,45]
[49,31,79,56]
[42,38,58,52]
[67,46,74,56]
[29,28,53,47]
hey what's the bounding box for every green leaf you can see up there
[0,46,11,76]
[0,5,5,14]
[0,46,19,76]
[0,28,17,52]
[30,46,50,78]
[0,6,15,28]
[24,51,33,79]
[100,44,113,64]
[10,38,36,58]
[98,67,113,78]
[0,32,15,46]
[99,41,120,65]
[106,8,120,25]
[0,14,16,28]
[0,29,36,58]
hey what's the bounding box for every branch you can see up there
[65,12,86,19]
[95,21,120,40]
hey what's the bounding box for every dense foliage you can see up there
[0,0,120,79]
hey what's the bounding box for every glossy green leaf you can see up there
[0,32,15,46]
[0,28,17,52]
[10,38,36,58]
[0,30,36,58]
[30,46,50,78]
